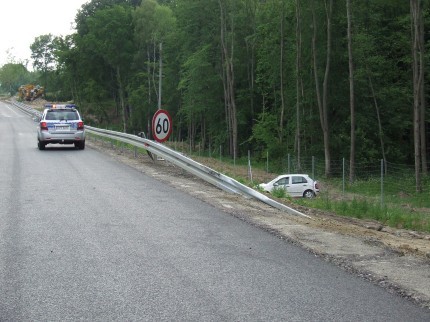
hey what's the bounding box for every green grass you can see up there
[271,187,288,199]
[295,194,430,233]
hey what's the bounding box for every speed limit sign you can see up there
[152,109,172,143]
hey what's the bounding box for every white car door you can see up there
[290,175,309,197]
[273,177,290,192]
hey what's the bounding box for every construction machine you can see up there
[18,84,44,101]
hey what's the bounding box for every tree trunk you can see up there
[295,0,302,170]
[220,50,231,154]
[368,74,387,170]
[322,0,333,177]
[116,65,127,133]
[347,0,356,183]
[279,2,286,143]
[410,0,423,192]
[418,4,427,176]
[245,1,257,128]
[218,0,238,159]
[312,0,332,176]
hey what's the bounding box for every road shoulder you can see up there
[87,139,430,310]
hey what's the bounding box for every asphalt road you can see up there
[1,101,429,321]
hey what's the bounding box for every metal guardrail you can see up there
[11,100,310,218]
[12,100,42,118]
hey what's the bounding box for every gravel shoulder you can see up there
[88,138,430,310]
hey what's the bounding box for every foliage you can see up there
[30,34,56,72]
[271,187,288,199]
[5,0,429,173]
[0,63,32,94]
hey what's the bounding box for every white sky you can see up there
[0,0,89,67]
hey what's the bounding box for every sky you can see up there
[0,0,89,68]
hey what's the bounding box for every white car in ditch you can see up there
[258,174,320,198]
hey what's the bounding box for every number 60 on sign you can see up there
[152,109,172,143]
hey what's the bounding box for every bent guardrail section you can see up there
[11,100,310,218]
[85,126,310,218]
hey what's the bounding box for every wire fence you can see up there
[94,136,430,210]
[169,141,430,207]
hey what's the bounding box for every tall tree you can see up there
[243,0,258,131]
[410,0,426,191]
[0,63,30,94]
[84,4,135,132]
[312,0,333,176]
[133,0,176,136]
[347,0,356,183]
[218,0,238,158]
[295,0,303,169]
[278,0,286,144]
[53,35,82,104]
[30,34,56,91]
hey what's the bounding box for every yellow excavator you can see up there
[18,84,44,101]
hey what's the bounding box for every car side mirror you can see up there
[273,183,279,187]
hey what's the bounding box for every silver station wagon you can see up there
[37,104,85,150]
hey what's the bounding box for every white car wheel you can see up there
[303,190,315,198]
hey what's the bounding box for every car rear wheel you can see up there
[303,190,315,198]
[38,140,45,150]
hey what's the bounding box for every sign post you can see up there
[152,109,172,143]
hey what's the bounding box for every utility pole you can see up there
[158,42,162,110]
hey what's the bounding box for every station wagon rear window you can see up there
[46,111,79,121]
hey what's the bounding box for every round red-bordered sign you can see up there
[152,109,172,143]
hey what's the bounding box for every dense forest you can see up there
[0,0,429,187]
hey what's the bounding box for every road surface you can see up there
[1,101,429,321]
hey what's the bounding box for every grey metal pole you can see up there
[248,150,253,182]
[158,43,162,110]
[312,156,315,179]
[234,145,236,168]
[342,158,345,196]
[381,159,384,207]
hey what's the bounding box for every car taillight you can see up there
[77,121,84,130]
[40,121,48,131]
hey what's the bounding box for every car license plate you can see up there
[55,125,70,131]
